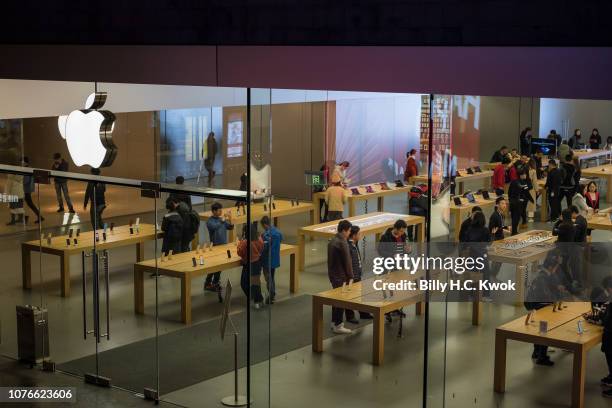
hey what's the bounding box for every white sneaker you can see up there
[331,323,352,334]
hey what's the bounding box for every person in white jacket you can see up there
[572,184,593,219]
[5,173,25,225]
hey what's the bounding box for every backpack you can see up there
[186,209,200,236]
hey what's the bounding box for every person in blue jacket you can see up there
[204,202,234,291]
[260,215,282,304]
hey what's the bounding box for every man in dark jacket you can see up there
[83,168,106,229]
[378,219,409,260]
[525,250,564,366]
[51,152,75,213]
[169,175,192,210]
[205,202,234,291]
[508,170,534,235]
[570,205,588,243]
[176,200,196,252]
[490,146,508,163]
[327,220,354,334]
[545,159,563,222]
[22,157,43,223]
[560,155,577,208]
[203,132,218,186]
[489,197,508,241]
[459,206,482,245]
[162,197,184,256]
[346,225,372,320]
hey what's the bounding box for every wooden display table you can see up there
[494,302,602,408]
[487,230,556,304]
[449,193,499,241]
[587,211,612,231]
[22,224,160,297]
[581,164,612,202]
[297,212,425,284]
[410,169,492,195]
[312,271,424,365]
[312,183,413,222]
[199,199,314,242]
[133,243,297,324]
[573,148,610,164]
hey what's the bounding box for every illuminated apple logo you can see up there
[58,92,117,168]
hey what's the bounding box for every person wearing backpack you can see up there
[161,197,184,256]
[176,199,199,252]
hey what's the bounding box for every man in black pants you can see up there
[560,154,576,209]
[545,159,563,222]
[508,170,533,235]
[525,250,564,366]
[327,220,354,334]
[51,153,75,213]
[21,157,44,223]
[83,168,106,229]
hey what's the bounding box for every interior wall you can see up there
[22,111,156,180]
[539,98,612,140]
[478,96,539,162]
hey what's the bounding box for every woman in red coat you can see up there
[404,149,418,182]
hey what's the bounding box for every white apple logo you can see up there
[58,92,117,168]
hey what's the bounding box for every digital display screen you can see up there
[531,138,556,155]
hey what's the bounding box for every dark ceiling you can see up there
[2,0,612,45]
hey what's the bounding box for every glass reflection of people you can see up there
[21,157,43,224]
[84,168,106,230]
[525,250,564,366]
[203,132,217,186]
[51,152,75,213]
[5,171,25,226]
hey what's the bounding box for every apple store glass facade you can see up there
[1,80,611,408]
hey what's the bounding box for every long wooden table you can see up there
[494,302,602,408]
[22,224,160,297]
[587,211,612,231]
[449,193,499,241]
[487,230,556,304]
[134,243,297,324]
[312,271,424,365]
[297,212,425,284]
[573,148,610,164]
[581,164,612,202]
[312,183,413,222]
[410,169,493,195]
[199,199,314,242]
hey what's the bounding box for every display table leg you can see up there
[181,275,192,324]
[298,233,305,273]
[348,200,356,217]
[454,211,463,242]
[22,245,32,290]
[415,301,423,315]
[312,297,323,353]
[134,266,144,315]
[540,188,548,222]
[136,242,145,262]
[60,253,70,297]
[289,253,297,293]
[607,175,612,203]
[418,221,425,242]
[572,347,586,408]
[373,310,385,365]
[309,209,315,241]
[472,290,482,326]
[493,330,507,393]
[377,197,384,212]
[228,228,236,244]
